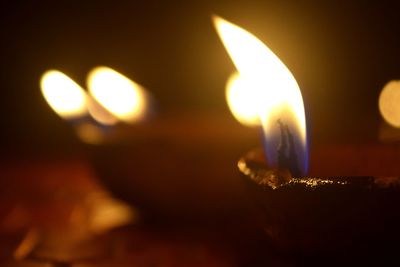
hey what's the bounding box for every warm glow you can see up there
[226,72,261,126]
[40,70,87,119]
[75,122,105,144]
[379,80,400,128]
[87,97,118,126]
[87,66,148,123]
[85,192,136,234]
[213,16,308,175]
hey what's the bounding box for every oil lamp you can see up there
[214,16,400,263]
[40,66,258,223]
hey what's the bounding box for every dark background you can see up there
[1,0,400,156]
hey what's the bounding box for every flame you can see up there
[87,66,148,123]
[213,16,308,175]
[226,72,261,126]
[40,70,87,119]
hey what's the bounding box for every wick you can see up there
[277,119,301,177]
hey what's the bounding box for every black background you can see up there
[1,0,400,156]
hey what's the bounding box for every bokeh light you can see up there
[379,80,400,128]
[87,66,148,123]
[40,70,87,119]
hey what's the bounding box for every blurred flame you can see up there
[226,72,260,126]
[87,66,148,123]
[214,16,308,175]
[379,80,400,128]
[40,70,87,119]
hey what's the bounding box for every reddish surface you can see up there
[309,143,400,176]
[0,159,277,266]
[0,143,399,266]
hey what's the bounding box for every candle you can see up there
[213,15,400,264]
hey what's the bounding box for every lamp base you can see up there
[239,148,400,264]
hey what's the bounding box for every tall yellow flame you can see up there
[40,70,87,119]
[213,16,308,174]
[87,67,148,123]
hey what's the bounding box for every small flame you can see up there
[40,70,87,119]
[226,72,261,126]
[87,66,148,123]
[213,16,308,175]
